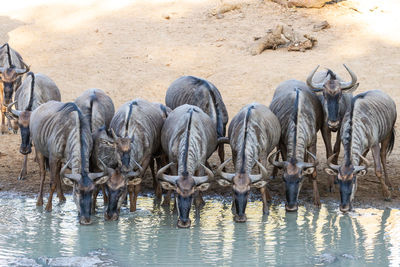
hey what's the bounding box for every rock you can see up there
[313,20,330,32]
[210,3,242,16]
[271,0,329,8]
[288,0,328,8]
[162,14,170,20]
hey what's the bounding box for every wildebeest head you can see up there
[7,101,32,154]
[103,166,142,221]
[99,129,142,173]
[307,64,359,132]
[324,153,369,213]
[269,150,318,212]
[216,158,268,222]
[157,163,213,228]
[61,159,110,225]
[0,66,29,104]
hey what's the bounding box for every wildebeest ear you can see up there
[302,167,315,175]
[195,183,210,192]
[251,180,267,188]
[355,169,367,176]
[93,176,110,185]
[62,178,75,187]
[216,179,232,187]
[160,181,176,191]
[324,168,338,176]
[127,177,142,186]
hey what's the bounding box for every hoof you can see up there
[45,205,52,212]
[384,197,392,202]
[18,176,26,180]
[59,196,66,203]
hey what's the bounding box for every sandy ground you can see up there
[1,0,400,208]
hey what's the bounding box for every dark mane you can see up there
[343,92,367,166]
[240,105,255,173]
[58,102,88,176]
[182,107,196,176]
[125,100,137,137]
[326,69,336,80]
[290,88,300,162]
[26,72,35,111]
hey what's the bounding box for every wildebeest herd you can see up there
[0,43,396,227]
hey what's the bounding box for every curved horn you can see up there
[306,150,319,166]
[14,65,30,75]
[156,162,175,179]
[306,65,325,92]
[201,163,214,179]
[193,162,214,185]
[268,150,286,169]
[216,158,235,181]
[326,153,340,171]
[60,158,81,181]
[98,158,114,176]
[132,158,144,174]
[340,64,357,90]
[358,153,370,169]
[7,101,21,118]
[110,128,118,142]
[249,160,268,182]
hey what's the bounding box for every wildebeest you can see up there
[157,104,217,228]
[307,64,359,192]
[0,43,29,133]
[93,99,167,220]
[75,88,115,134]
[75,88,115,212]
[324,90,396,212]
[269,80,322,211]
[30,101,109,224]
[7,72,61,180]
[216,103,281,222]
[165,76,229,163]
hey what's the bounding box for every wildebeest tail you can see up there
[88,90,98,132]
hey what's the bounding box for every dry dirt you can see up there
[1,0,400,209]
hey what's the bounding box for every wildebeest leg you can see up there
[18,155,28,180]
[55,161,65,203]
[92,186,100,214]
[45,159,59,212]
[36,152,46,206]
[162,164,177,206]
[131,184,141,212]
[371,144,391,200]
[321,127,335,192]
[101,184,108,204]
[11,119,18,134]
[310,143,321,208]
[231,199,236,215]
[128,185,135,211]
[0,107,6,134]
[380,134,393,189]
[260,187,271,214]
[260,155,271,214]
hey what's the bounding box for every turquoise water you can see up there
[0,192,399,266]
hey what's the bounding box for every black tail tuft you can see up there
[387,128,395,156]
